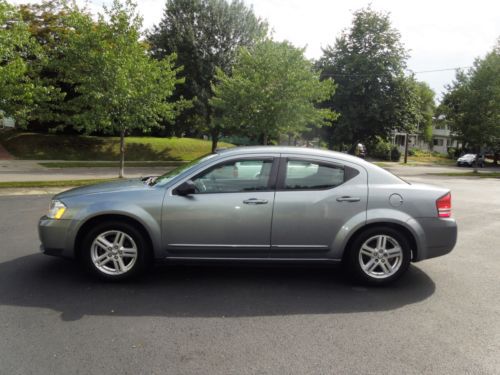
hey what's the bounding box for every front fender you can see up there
[65,201,162,258]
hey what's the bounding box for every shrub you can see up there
[369,138,392,160]
[447,147,457,159]
[390,146,401,161]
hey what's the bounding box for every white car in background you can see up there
[456,154,485,167]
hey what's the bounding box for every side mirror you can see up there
[175,180,196,196]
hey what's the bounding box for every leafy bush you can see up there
[447,147,458,159]
[390,146,401,161]
[369,138,392,160]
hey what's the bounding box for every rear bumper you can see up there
[38,216,75,258]
[411,217,457,261]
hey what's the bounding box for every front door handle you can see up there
[243,198,269,205]
[336,196,361,202]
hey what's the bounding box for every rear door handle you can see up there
[243,198,269,205]
[336,196,361,202]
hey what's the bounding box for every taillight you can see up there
[436,193,451,218]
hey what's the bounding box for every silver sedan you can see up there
[38,147,457,285]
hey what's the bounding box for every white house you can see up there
[0,117,15,129]
[0,111,16,129]
[392,123,461,155]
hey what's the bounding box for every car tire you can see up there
[81,221,151,281]
[345,226,411,286]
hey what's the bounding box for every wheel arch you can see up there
[74,214,155,260]
[342,222,419,262]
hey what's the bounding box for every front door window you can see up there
[192,159,273,193]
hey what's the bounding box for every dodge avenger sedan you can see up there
[39,147,457,285]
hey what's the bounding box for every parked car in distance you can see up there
[39,147,457,285]
[457,153,485,167]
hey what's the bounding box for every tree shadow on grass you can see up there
[0,254,435,321]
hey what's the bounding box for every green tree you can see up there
[148,0,268,150]
[57,0,187,177]
[440,40,500,160]
[0,0,54,125]
[414,81,435,143]
[318,7,418,150]
[210,40,337,144]
[16,0,79,131]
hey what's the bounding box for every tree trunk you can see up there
[210,129,219,153]
[262,133,268,145]
[119,129,125,178]
[211,137,218,153]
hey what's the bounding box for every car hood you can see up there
[458,155,474,160]
[55,179,150,199]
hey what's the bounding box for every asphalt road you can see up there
[0,175,498,375]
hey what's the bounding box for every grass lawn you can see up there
[0,131,233,161]
[38,161,185,168]
[0,178,117,189]
[407,155,455,165]
[430,172,500,179]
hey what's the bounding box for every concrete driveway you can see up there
[0,175,498,374]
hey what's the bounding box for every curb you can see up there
[0,187,71,196]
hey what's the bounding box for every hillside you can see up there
[0,131,233,161]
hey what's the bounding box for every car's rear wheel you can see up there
[346,227,411,286]
[81,221,150,281]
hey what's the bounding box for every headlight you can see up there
[47,200,67,219]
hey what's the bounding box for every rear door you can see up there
[270,156,367,259]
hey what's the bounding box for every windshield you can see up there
[152,153,218,186]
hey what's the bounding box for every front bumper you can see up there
[411,217,457,261]
[38,216,74,258]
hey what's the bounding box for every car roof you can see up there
[217,146,363,163]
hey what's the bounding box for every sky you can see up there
[10,0,500,99]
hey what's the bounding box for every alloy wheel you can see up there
[90,230,138,275]
[358,234,403,279]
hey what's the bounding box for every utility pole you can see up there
[404,133,409,164]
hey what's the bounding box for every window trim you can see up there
[276,156,352,192]
[173,156,280,195]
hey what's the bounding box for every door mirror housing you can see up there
[175,180,196,196]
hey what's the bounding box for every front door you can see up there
[163,157,278,258]
[270,156,367,259]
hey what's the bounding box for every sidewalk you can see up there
[0,159,173,182]
[379,162,499,177]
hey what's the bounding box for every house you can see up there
[391,123,461,155]
[0,111,16,129]
[0,117,15,129]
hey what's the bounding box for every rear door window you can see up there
[284,160,345,190]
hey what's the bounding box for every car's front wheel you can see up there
[346,227,411,286]
[81,221,150,281]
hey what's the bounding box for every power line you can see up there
[320,66,471,77]
[408,66,471,74]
